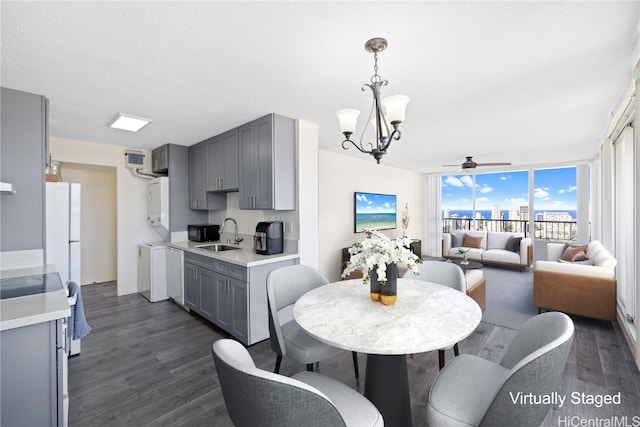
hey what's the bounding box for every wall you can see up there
[61,163,117,285]
[49,137,158,296]
[318,150,425,282]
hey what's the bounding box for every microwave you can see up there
[188,224,220,242]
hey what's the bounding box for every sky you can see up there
[441,166,578,211]
[355,192,397,214]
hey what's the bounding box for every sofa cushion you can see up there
[463,234,484,249]
[505,236,522,252]
[482,249,521,264]
[586,242,616,268]
[487,232,520,250]
[560,245,587,262]
[464,269,483,291]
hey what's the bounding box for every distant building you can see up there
[491,204,501,220]
[520,205,529,219]
[444,208,451,218]
[543,211,573,222]
[509,209,521,220]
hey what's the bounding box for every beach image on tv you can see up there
[355,192,397,232]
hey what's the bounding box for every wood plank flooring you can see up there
[69,282,640,426]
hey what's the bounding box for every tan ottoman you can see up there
[465,269,486,313]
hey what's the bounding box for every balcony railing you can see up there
[442,218,579,241]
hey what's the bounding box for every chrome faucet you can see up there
[220,217,243,245]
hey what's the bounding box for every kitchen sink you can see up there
[196,243,242,252]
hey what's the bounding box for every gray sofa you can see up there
[442,231,533,271]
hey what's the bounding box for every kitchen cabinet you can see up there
[189,141,225,211]
[152,145,169,174]
[152,144,208,230]
[213,260,248,342]
[206,128,239,192]
[0,87,48,252]
[182,250,297,345]
[1,319,66,427]
[238,114,296,210]
[183,253,215,320]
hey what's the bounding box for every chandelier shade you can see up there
[337,37,409,164]
[336,109,360,135]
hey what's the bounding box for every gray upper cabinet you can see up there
[238,114,295,210]
[0,87,47,252]
[206,128,239,192]
[153,144,207,229]
[189,142,208,210]
[189,141,226,211]
[151,145,169,174]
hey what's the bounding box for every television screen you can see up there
[354,192,397,233]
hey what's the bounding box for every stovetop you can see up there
[0,273,63,300]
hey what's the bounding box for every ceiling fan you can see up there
[443,156,512,170]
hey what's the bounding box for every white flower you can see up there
[342,229,422,284]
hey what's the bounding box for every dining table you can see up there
[293,277,482,427]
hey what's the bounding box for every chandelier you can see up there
[336,38,410,164]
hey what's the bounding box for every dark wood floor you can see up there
[69,282,640,426]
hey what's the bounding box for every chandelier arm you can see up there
[380,129,402,152]
[342,138,370,154]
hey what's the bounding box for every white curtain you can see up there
[424,175,442,257]
[614,125,636,332]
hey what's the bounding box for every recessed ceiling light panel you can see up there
[109,113,152,132]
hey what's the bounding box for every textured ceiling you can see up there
[1,1,638,173]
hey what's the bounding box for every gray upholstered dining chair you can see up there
[426,311,574,427]
[212,339,383,427]
[402,260,467,369]
[267,264,360,386]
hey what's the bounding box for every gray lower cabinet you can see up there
[184,255,215,321]
[183,252,297,345]
[238,113,295,210]
[206,128,239,192]
[213,260,248,342]
[1,319,65,427]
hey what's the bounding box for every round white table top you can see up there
[293,278,482,355]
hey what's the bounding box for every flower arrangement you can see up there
[342,229,422,284]
[458,247,470,264]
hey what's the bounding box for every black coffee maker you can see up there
[254,221,284,255]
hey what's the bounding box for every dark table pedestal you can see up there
[364,354,412,427]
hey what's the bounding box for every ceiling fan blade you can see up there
[475,162,512,166]
[441,164,460,167]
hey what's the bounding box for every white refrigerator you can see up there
[46,182,82,357]
[46,182,81,285]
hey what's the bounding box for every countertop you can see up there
[167,240,300,267]
[0,265,71,332]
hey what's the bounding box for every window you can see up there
[442,166,580,241]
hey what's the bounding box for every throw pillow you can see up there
[505,236,522,253]
[451,232,464,248]
[571,250,588,262]
[560,244,587,262]
[462,234,483,249]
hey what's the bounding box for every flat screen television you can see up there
[354,191,397,233]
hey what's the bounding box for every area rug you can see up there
[480,266,538,330]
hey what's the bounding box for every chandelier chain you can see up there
[371,51,382,84]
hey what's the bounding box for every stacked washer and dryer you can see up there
[138,176,185,307]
